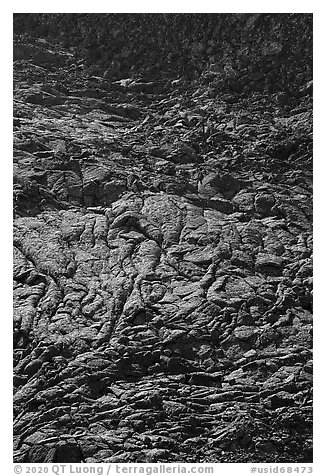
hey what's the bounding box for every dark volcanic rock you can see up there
[13,14,312,464]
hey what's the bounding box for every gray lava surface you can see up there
[13,14,312,463]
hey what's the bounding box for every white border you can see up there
[3,1,318,14]
[2,3,324,474]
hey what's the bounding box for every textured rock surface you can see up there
[13,14,312,463]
